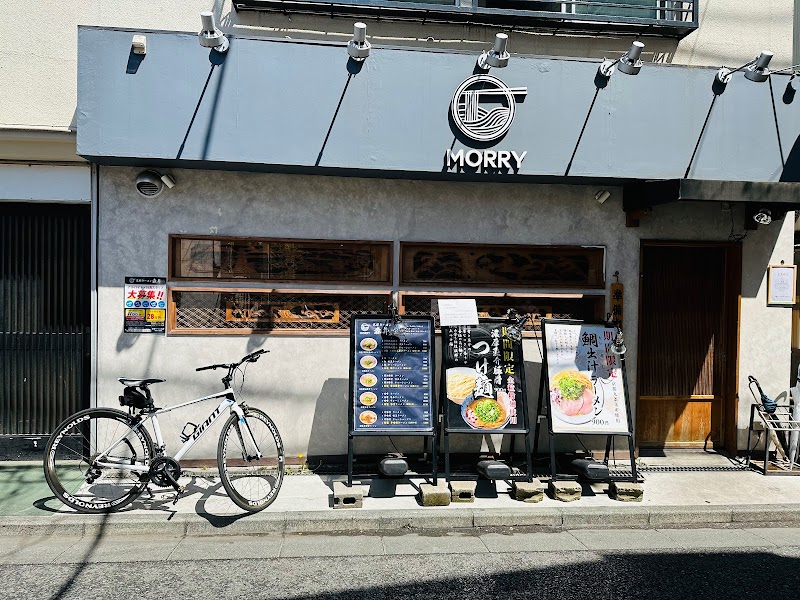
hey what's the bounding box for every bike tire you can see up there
[217,407,285,512]
[43,407,154,514]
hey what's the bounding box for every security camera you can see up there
[135,170,175,198]
[160,174,176,189]
[595,190,611,204]
[199,11,229,54]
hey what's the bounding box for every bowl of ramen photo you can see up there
[461,390,512,430]
[359,392,378,406]
[359,373,378,387]
[360,355,378,369]
[549,370,597,425]
[446,367,480,405]
[360,338,378,351]
[359,410,378,425]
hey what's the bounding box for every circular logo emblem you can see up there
[451,75,523,142]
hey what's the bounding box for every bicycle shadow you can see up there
[121,475,256,526]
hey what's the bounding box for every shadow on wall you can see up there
[307,378,350,458]
[780,134,800,183]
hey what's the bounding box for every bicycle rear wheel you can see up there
[217,407,284,512]
[44,408,154,513]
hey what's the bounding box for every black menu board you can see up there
[350,315,435,434]
[441,319,528,433]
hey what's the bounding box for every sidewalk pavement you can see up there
[2,459,800,537]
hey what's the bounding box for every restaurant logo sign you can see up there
[446,74,528,172]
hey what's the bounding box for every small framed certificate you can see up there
[767,264,797,306]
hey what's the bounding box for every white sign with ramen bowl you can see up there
[543,321,630,435]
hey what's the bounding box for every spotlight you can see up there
[717,50,774,85]
[131,35,147,55]
[198,11,229,54]
[744,51,774,82]
[598,41,645,78]
[595,190,611,204]
[477,33,510,70]
[347,22,371,61]
[753,208,773,225]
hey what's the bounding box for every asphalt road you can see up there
[2,526,800,599]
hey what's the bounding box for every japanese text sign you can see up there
[124,277,166,334]
[350,316,434,433]
[542,319,630,435]
[441,320,527,433]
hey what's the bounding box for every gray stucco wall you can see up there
[97,166,794,458]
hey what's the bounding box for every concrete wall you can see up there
[3,1,793,133]
[98,166,794,458]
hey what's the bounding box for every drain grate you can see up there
[637,464,748,473]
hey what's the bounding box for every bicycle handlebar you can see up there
[195,349,269,372]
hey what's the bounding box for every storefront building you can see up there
[2,2,798,462]
[72,22,799,461]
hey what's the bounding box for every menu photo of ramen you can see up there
[549,369,599,425]
[446,367,511,430]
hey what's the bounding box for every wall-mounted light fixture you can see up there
[598,41,645,79]
[347,22,371,61]
[716,51,774,85]
[135,170,175,198]
[477,33,510,70]
[753,208,773,225]
[198,11,229,54]
[131,35,147,55]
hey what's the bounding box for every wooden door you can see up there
[636,244,735,448]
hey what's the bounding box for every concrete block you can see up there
[609,481,644,502]
[450,481,477,503]
[548,480,582,502]
[511,480,544,503]
[418,483,451,507]
[332,481,363,509]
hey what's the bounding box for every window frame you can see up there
[168,234,394,286]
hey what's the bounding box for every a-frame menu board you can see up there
[537,318,637,482]
[440,317,533,482]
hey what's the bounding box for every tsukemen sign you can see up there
[441,319,527,432]
[124,277,167,333]
[350,316,434,433]
[541,319,630,435]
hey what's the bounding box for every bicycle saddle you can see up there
[117,378,166,387]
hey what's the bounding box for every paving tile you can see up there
[480,531,585,553]
[0,535,82,564]
[382,533,487,555]
[657,528,776,549]
[742,527,800,548]
[51,534,183,563]
[169,534,283,560]
[280,534,384,558]
[568,528,679,551]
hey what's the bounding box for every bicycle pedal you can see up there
[172,487,185,505]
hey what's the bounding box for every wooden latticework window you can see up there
[169,289,392,334]
[400,243,604,288]
[170,235,392,284]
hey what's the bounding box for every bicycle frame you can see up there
[93,388,262,473]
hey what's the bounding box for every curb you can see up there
[3,504,800,537]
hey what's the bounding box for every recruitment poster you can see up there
[441,320,526,433]
[542,319,630,435]
[124,277,167,333]
[350,316,434,433]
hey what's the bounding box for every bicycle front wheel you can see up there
[44,408,154,514]
[217,407,285,512]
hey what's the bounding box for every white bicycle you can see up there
[43,349,284,514]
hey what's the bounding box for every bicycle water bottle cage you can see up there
[119,386,152,409]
